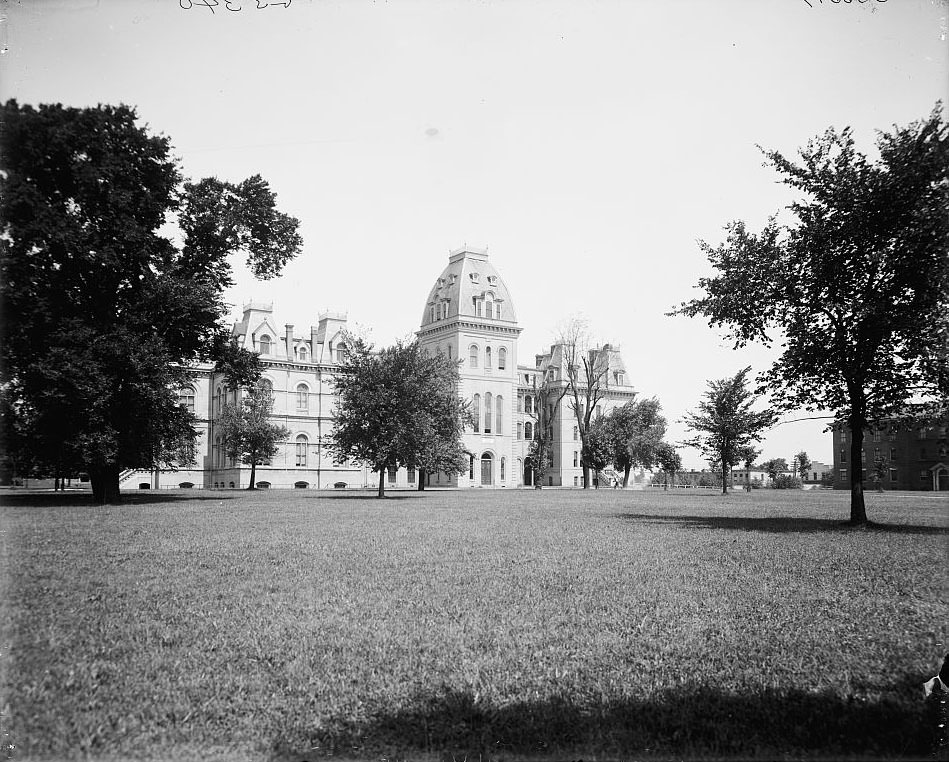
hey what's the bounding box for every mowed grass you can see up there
[2,488,947,761]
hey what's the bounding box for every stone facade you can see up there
[125,247,637,490]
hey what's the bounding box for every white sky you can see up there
[4,0,947,469]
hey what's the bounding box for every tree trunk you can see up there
[90,464,121,504]
[377,468,386,498]
[849,425,868,524]
[417,474,425,491]
[623,465,630,488]
[247,457,257,490]
[582,464,591,489]
[671,471,676,489]
[721,461,728,495]
[663,472,668,491]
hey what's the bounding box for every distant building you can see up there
[804,460,832,484]
[832,417,949,491]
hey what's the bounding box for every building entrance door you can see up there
[481,453,493,486]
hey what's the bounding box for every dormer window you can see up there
[259,335,271,355]
[299,346,308,362]
[469,272,480,283]
[487,275,497,285]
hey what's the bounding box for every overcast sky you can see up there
[4,0,946,469]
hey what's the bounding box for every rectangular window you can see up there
[387,466,397,483]
[841,430,848,443]
[573,451,579,467]
[839,468,847,480]
[840,449,846,463]
[873,430,881,442]
[574,476,578,486]
[297,391,308,411]
[573,426,578,440]
[921,469,928,481]
[408,467,416,483]
[889,448,897,460]
[517,422,523,440]
[919,428,927,439]
[889,468,897,482]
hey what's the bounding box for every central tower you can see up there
[417,246,522,487]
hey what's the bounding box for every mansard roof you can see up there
[419,246,518,328]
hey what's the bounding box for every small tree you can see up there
[655,442,682,491]
[604,398,667,487]
[584,417,613,488]
[736,444,760,490]
[682,368,776,495]
[871,457,888,493]
[794,450,812,482]
[761,457,789,482]
[217,381,290,490]
[557,317,616,489]
[328,340,469,498]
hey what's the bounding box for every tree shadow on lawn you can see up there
[0,491,238,508]
[269,684,933,760]
[613,513,948,536]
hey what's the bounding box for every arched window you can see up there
[447,344,452,360]
[296,435,308,467]
[517,422,523,440]
[485,346,492,369]
[469,455,475,480]
[484,392,492,434]
[298,346,308,362]
[524,421,533,440]
[498,347,506,370]
[469,344,479,368]
[525,395,533,414]
[472,394,481,433]
[500,457,506,481]
[430,306,435,323]
[259,335,271,355]
[337,344,348,363]
[485,298,493,319]
[214,386,223,414]
[481,452,493,485]
[496,395,503,435]
[296,383,309,412]
[178,386,196,413]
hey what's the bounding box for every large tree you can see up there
[682,368,776,495]
[216,381,290,490]
[0,101,302,502]
[328,340,469,497]
[673,108,949,523]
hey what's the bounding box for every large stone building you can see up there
[123,247,636,491]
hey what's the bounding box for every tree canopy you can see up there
[682,368,776,495]
[327,340,470,497]
[217,381,290,490]
[600,397,667,487]
[672,107,949,522]
[0,100,302,502]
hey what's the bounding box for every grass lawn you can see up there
[1,487,947,761]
